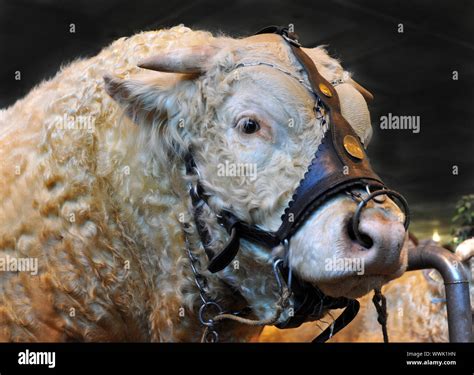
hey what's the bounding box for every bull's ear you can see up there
[103,74,134,107]
[104,73,157,110]
[103,73,181,122]
[103,72,202,158]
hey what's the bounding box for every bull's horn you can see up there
[138,45,221,74]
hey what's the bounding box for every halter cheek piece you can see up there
[185,26,410,340]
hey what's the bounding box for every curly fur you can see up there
[0,26,232,341]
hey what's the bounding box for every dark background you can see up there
[0,0,473,240]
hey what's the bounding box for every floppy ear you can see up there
[103,73,169,121]
[103,71,205,161]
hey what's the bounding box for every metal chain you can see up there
[184,229,293,343]
[184,235,224,343]
[200,258,292,340]
[185,237,213,304]
[331,78,345,86]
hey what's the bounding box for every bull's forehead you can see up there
[226,34,298,72]
[211,35,372,143]
[225,35,342,86]
[221,65,316,125]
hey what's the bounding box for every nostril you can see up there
[347,217,374,249]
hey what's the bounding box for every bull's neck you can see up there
[104,145,257,340]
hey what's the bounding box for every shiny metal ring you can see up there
[198,302,223,327]
[204,330,219,343]
[352,189,410,247]
[366,185,386,204]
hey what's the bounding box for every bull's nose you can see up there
[346,207,406,273]
[347,217,373,249]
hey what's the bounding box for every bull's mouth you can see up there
[275,257,406,329]
[316,274,393,299]
[316,238,409,299]
[309,259,407,299]
[274,263,355,329]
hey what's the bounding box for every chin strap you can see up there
[312,299,360,343]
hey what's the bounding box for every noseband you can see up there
[184,26,410,342]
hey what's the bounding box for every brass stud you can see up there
[343,135,364,160]
[319,83,333,98]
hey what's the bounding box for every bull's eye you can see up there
[237,118,261,134]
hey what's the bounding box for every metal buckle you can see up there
[273,252,293,301]
[272,258,287,296]
[282,239,293,291]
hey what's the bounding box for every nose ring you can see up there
[352,189,410,247]
[366,185,386,204]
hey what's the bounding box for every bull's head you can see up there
[104,29,409,324]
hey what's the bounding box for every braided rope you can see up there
[201,287,291,342]
[372,288,389,343]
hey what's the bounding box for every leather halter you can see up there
[185,26,410,338]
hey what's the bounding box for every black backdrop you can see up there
[0,0,473,240]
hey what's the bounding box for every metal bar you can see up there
[407,243,472,342]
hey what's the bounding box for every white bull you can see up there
[0,26,408,341]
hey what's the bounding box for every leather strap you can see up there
[186,172,280,273]
[274,38,385,241]
[312,299,360,343]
